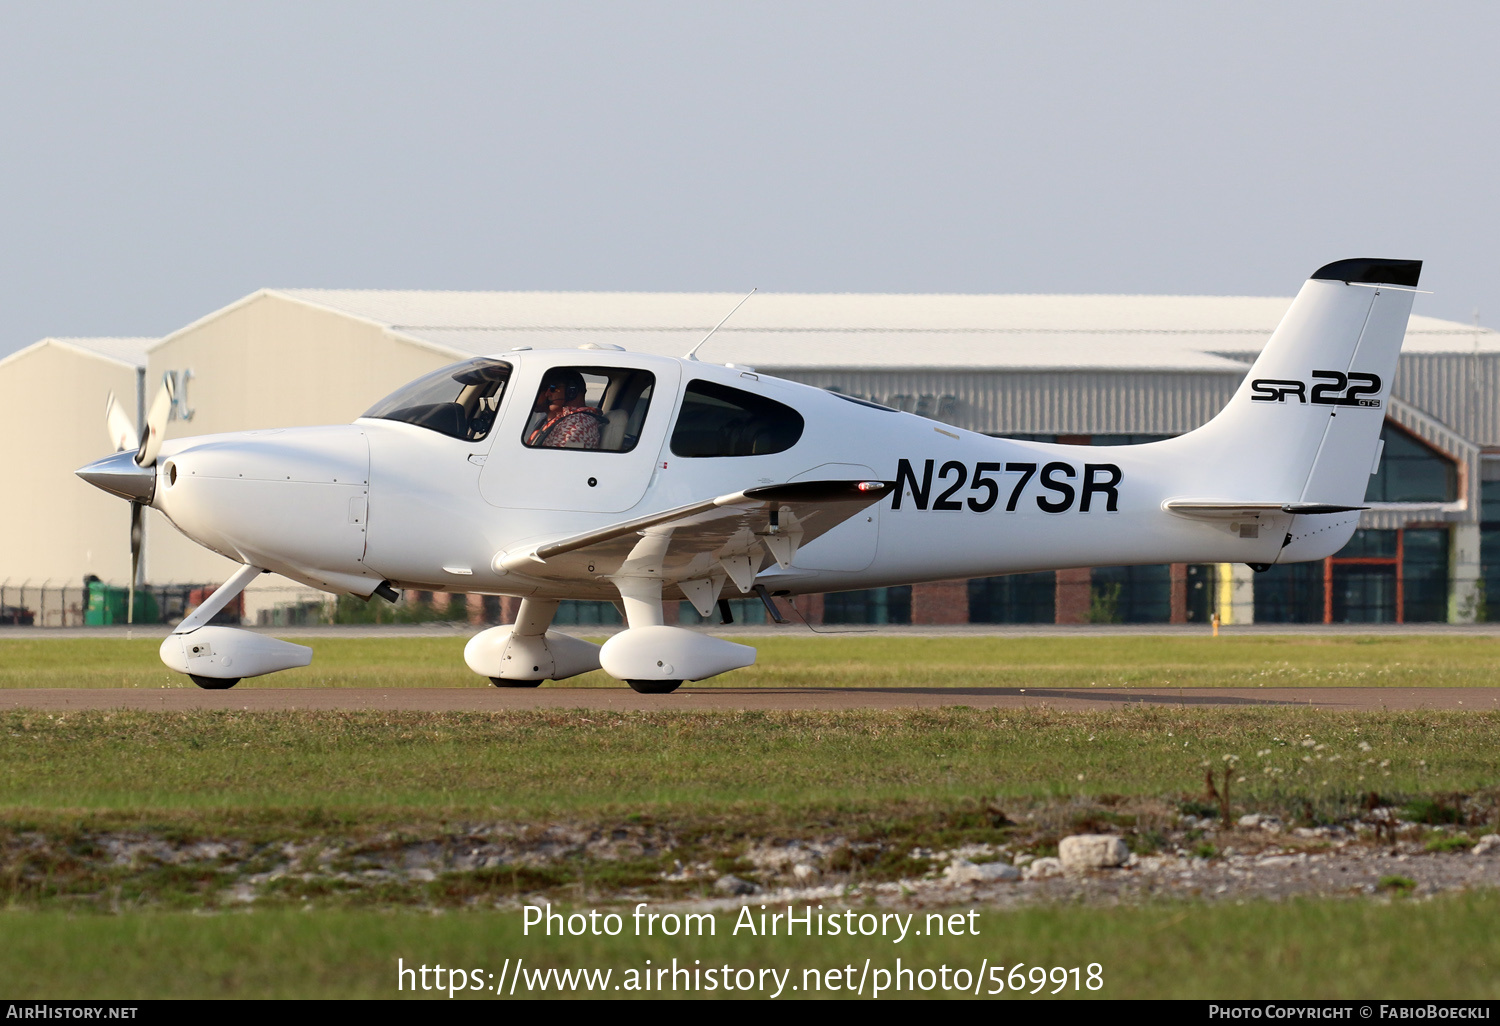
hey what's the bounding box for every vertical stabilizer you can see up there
[1165,258,1420,561]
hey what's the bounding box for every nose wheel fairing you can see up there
[156,564,313,688]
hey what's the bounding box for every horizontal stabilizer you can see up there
[1163,499,1366,520]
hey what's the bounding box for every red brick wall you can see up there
[787,593,824,625]
[912,580,970,624]
[1055,567,1092,624]
[1169,563,1188,624]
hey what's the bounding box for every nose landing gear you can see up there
[627,679,683,695]
[189,674,241,690]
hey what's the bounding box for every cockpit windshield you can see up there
[362,358,511,441]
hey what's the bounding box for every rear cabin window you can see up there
[670,380,804,458]
[521,366,656,453]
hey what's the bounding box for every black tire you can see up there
[490,678,544,688]
[189,674,239,690]
[626,679,683,695]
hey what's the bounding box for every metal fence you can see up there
[0,581,251,628]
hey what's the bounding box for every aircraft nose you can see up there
[76,450,157,504]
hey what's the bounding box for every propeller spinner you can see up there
[77,377,175,623]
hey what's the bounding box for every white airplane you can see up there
[78,258,1421,693]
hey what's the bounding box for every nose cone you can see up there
[76,450,157,504]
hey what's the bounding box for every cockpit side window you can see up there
[522,366,656,453]
[363,358,510,441]
[670,379,805,457]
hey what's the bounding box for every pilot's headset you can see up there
[545,370,587,403]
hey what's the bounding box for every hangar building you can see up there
[4,287,1497,626]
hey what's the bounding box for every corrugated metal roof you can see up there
[1392,353,1500,448]
[403,326,1252,372]
[0,336,150,371]
[273,288,1498,371]
[57,337,152,367]
[277,288,1298,332]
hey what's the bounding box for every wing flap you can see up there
[1163,498,1366,521]
[501,480,893,592]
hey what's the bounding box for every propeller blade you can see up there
[135,377,175,468]
[128,502,143,625]
[105,392,140,453]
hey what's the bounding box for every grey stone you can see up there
[714,874,758,895]
[1058,834,1129,872]
[1022,857,1063,880]
[944,859,1022,884]
[1472,834,1500,856]
[1238,814,1284,832]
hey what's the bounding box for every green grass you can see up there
[2,634,1497,998]
[6,895,1500,998]
[2,707,1496,828]
[2,633,1498,688]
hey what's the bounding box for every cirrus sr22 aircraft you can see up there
[78,258,1421,693]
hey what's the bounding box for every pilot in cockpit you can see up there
[525,370,609,449]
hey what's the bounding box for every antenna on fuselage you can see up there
[685,288,757,361]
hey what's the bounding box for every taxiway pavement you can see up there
[2,686,1498,713]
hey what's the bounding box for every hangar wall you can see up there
[0,340,145,592]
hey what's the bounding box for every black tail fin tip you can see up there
[1311,258,1422,288]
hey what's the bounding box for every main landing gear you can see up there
[465,583,755,692]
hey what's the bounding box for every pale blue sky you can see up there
[2,1,1495,356]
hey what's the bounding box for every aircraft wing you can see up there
[497,479,893,613]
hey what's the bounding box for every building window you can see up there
[1328,528,1398,623]
[1254,562,1325,623]
[1366,424,1457,503]
[1483,479,1500,523]
[1322,528,1452,624]
[551,600,623,626]
[1088,565,1171,623]
[1480,478,1500,621]
[823,586,912,625]
[1255,527,1454,625]
[1483,525,1500,623]
[1402,528,1450,622]
[968,572,1056,624]
[1183,564,1220,623]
